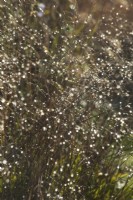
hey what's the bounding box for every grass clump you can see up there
[0,0,133,199]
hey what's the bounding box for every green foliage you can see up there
[0,0,133,199]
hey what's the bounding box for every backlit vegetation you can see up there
[0,0,133,199]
